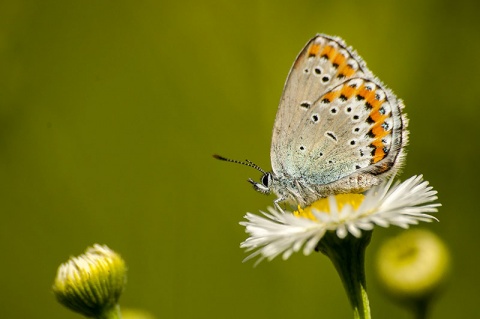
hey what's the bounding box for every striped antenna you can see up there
[213,154,266,174]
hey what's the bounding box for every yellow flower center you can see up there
[294,193,365,221]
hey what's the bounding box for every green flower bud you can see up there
[53,244,127,318]
[375,228,450,314]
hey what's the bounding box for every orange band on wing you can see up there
[369,111,387,124]
[322,90,340,103]
[308,44,321,57]
[357,86,375,102]
[371,139,386,163]
[367,91,383,109]
[370,124,390,140]
[320,45,334,59]
[340,85,356,99]
[332,53,346,66]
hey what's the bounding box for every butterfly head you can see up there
[214,154,274,195]
[248,172,273,195]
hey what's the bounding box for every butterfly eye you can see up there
[261,173,271,187]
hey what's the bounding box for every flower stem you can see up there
[412,298,429,319]
[316,231,372,319]
[98,304,122,319]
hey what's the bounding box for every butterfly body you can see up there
[251,34,408,208]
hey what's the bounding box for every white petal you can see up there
[336,225,348,239]
[347,223,362,238]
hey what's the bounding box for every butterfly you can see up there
[215,34,408,209]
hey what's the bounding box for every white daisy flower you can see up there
[240,175,440,264]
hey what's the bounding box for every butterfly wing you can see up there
[271,34,406,187]
[271,34,370,175]
[291,78,406,185]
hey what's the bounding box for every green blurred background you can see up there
[1,1,479,318]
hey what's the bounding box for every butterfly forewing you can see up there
[271,34,371,175]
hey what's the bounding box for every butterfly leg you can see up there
[274,197,286,214]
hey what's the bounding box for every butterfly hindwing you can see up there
[291,77,406,184]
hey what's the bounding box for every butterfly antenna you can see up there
[213,154,266,174]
